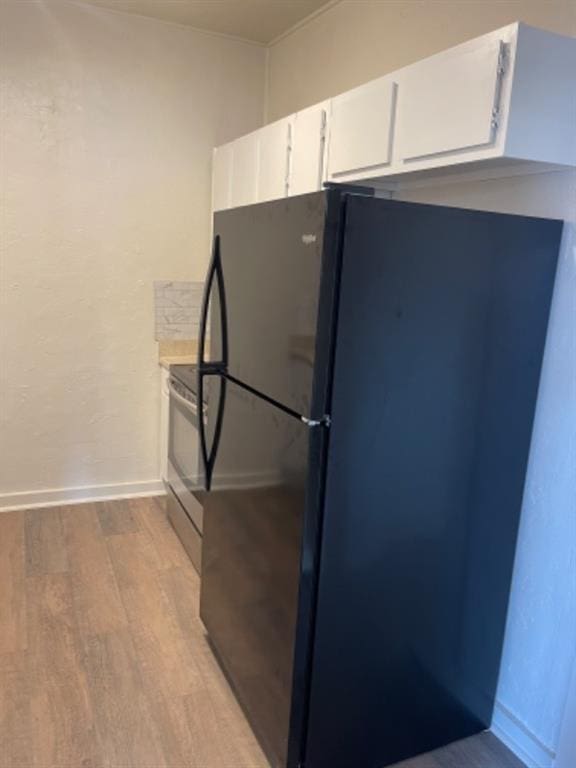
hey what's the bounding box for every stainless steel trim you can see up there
[166,484,202,575]
[167,459,203,533]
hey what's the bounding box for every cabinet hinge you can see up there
[491,41,509,131]
[285,122,293,195]
[317,108,329,187]
[320,109,328,142]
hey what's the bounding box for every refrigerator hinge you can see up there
[301,414,331,428]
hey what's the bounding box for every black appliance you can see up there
[197,190,562,768]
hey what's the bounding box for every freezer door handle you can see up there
[197,373,227,492]
[198,239,215,371]
[198,234,228,374]
[301,414,331,428]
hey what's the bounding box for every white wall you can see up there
[0,1,266,507]
[266,0,576,121]
[265,3,576,765]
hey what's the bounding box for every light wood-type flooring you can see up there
[0,497,525,768]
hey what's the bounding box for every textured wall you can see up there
[0,1,265,503]
[266,0,576,120]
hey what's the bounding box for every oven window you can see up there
[168,389,202,496]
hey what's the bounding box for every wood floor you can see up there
[0,496,267,768]
[0,497,525,768]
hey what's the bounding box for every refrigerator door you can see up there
[304,197,561,768]
[199,377,314,768]
[206,191,342,419]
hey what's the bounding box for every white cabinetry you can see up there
[503,24,576,167]
[213,132,260,211]
[212,119,293,211]
[212,22,575,208]
[212,143,233,212]
[387,23,574,183]
[289,102,329,196]
[229,132,259,209]
[257,117,291,203]
[398,37,505,161]
[326,78,397,181]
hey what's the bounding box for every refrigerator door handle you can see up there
[198,238,216,371]
[207,375,227,490]
[198,234,228,374]
[215,237,229,372]
[197,372,227,492]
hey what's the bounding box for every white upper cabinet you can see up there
[398,38,505,161]
[326,77,397,180]
[289,102,329,197]
[257,117,291,203]
[212,143,233,212]
[229,131,259,209]
[503,24,576,167]
[213,22,575,210]
[391,22,576,180]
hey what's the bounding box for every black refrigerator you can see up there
[197,190,562,768]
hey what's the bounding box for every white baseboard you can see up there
[0,479,165,513]
[491,700,556,768]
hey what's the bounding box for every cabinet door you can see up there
[257,117,290,203]
[327,76,397,180]
[289,102,329,197]
[399,38,506,161]
[212,143,233,212]
[230,131,259,209]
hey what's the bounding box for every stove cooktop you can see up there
[170,364,198,395]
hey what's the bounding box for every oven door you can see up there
[167,377,204,533]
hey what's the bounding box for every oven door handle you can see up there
[168,380,199,419]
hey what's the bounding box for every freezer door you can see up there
[209,192,340,419]
[304,197,561,768]
[199,378,312,768]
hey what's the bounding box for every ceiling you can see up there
[75,0,331,44]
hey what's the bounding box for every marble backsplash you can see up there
[154,280,204,340]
